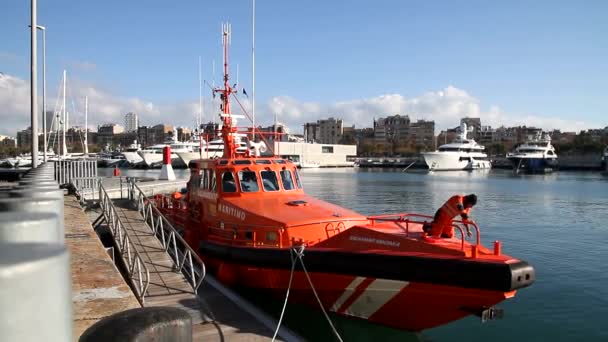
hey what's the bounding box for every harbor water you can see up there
[100,167,608,341]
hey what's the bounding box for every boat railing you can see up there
[367,213,481,255]
[127,178,206,294]
[98,180,150,304]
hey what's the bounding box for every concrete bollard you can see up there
[0,243,72,342]
[0,212,61,243]
[18,179,59,187]
[79,307,192,342]
[0,197,65,243]
[9,187,64,200]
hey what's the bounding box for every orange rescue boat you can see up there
[156,25,535,332]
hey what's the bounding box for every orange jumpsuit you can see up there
[429,195,470,238]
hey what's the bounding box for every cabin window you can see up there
[280,170,295,190]
[260,170,280,192]
[233,160,252,165]
[210,171,217,192]
[294,169,303,189]
[254,160,271,164]
[238,170,259,192]
[273,159,286,164]
[322,146,334,153]
[221,171,237,193]
[547,151,554,155]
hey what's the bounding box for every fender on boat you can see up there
[199,241,535,292]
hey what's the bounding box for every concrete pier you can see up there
[64,196,140,338]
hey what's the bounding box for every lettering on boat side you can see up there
[349,235,400,247]
[218,203,246,221]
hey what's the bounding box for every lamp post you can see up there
[36,25,47,162]
[30,0,38,168]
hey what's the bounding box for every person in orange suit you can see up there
[426,194,477,238]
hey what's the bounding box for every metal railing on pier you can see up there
[98,180,150,304]
[127,178,206,294]
[54,159,97,186]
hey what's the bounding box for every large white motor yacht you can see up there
[507,132,558,173]
[422,123,491,171]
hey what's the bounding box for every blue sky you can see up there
[1,0,606,135]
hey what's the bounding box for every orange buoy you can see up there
[113,166,120,177]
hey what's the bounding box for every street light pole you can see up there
[30,0,39,168]
[36,25,47,162]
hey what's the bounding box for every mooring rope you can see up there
[272,245,344,342]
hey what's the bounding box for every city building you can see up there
[303,117,343,144]
[0,135,17,147]
[137,124,173,146]
[374,115,435,150]
[17,127,35,148]
[124,112,139,132]
[97,124,125,148]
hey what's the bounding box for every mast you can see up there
[213,23,237,159]
[84,96,89,155]
[198,56,203,127]
[212,60,216,125]
[252,0,256,138]
[62,69,67,157]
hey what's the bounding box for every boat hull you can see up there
[198,241,534,331]
[508,157,558,173]
[121,151,143,165]
[422,152,491,171]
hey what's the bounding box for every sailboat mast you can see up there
[84,96,89,155]
[198,56,203,127]
[252,0,256,138]
[62,69,67,157]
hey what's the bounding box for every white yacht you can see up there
[422,123,491,171]
[176,137,248,167]
[120,141,143,165]
[137,130,200,167]
[507,132,558,173]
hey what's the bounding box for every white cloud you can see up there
[73,61,97,71]
[261,86,595,133]
[0,73,596,137]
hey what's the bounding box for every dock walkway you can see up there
[111,199,294,341]
[64,196,141,339]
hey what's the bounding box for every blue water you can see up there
[105,167,608,341]
[299,168,608,342]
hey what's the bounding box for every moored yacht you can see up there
[120,140,143,165]
[176,136,248,167]
[422,123,491,171]
[138,131,199,168]
[507,132,558,173]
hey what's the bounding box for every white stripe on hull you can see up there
[343,279,409,319]
[330,277,366,311]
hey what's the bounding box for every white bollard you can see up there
[0,243,72,342]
